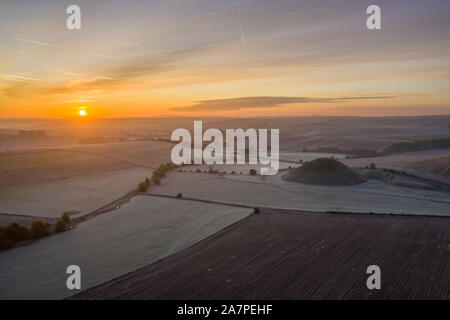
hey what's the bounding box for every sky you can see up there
[0,0,449,118]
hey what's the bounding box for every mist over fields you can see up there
[0,115,449,299]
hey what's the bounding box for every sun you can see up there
[79,109,87,116]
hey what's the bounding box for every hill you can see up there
[283,158,365,186]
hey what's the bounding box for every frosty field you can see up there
[149,172,450,216]
[63,141,173,168]
[0,142,177,219]
[0,150,134,187]
[186,152,346,174]
[0,196,251,299]
[0,167,152,218]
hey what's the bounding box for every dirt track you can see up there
[72,210,450,300]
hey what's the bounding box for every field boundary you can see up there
[142,192,450,219]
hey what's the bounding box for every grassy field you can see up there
[0,196,251,299]
[73,210,450,300]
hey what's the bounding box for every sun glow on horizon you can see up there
[0,1,449,118]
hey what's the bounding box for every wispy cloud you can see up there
[0,73,41,82]
[1,45,210,97]
[173,96,396,112]
[62,72,84,77]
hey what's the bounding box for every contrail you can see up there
[237,0,245,44]
[14,37,54,47]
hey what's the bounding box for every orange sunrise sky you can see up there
[1,0,449,118]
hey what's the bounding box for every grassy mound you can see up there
[283,158,365,186]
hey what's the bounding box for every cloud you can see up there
[1,45,210,98]
[173,96,396,112]
[323,105,450,116]
[93,53,121,60]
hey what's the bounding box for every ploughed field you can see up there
[73,210,450,300]
[342,149,450,184]
[406,156,450,179]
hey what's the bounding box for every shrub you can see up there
[0,227,14,251]
[249,169,257,176]
[253,207,260,214]
[5,223,32,241]
[138,182,148,192]
[0,238,14,250]
[148,162,178,184]
[54,219,67,233]
[145,177,151,185]
[176,193,183,198]
[152,164,167,180]
[30,220,50,239]
[369,163,377,170]
[61,213,71,225]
